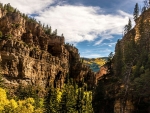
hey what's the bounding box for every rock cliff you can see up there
[0,4,95,95]
[113,8,150,113]
[93,7,150,113]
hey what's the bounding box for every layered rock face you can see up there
[0,7,95,94]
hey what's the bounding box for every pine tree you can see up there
[142,6,146,13]
[133,3,139,20]
[60,83,77,113]
[76,88,84,113]
[47,26,51,35]
[46,25,49,29]
[0,73,3,87]
[54,29,57,35]
[45,87,59,113]
[0,3,3,8]
[124,25,128,35]
[127,18,132,31]
[114,39,123,77]
[0,61,3,88]
[124,19,132,34]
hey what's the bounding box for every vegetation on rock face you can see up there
[124,18,132,35]
[93,1,150,113]
[45,79,93,113]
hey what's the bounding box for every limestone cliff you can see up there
[0,4,95,95]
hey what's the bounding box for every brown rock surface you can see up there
[0,7,95,95]
[95,65,108,83]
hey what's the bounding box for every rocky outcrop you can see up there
[95,65,108,83]
[0,6,95,95]
[65,44,96,89]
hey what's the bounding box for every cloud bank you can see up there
[1,0,132,45]
[1,0,136,58]
[36,5,132,44]
[1,0,55,14]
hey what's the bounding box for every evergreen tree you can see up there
[113,39,123,77]
[42,24,45,28]
[45,87,59,113]
[46,25,49,29]
[53,29,57,35]
[0,71,3,87]
[133,3,139,20]
[127,18,132,31]
[142,6,146,13]
[47,27,51,35]
[0,61,3,87]
[0,3,3,9]
[124,19,132,34]
[108,52,114,60]
[76,88,84,113]
[124,25,128,35]
[39,21,41,26]
[59,83,77,113]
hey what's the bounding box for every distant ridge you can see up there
[81,57,107,72]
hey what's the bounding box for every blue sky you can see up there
[1,0,143,58]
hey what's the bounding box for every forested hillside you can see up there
[82,58,107,72]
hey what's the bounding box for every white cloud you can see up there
[80,48,112,58]
[109,42,116,47]
[35,5,131,44]
[94,35,113,45]
[117,10,132,18]
[0,0,55,14]
[1,1,132,45]
[83,54,103,58]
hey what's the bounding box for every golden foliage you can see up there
[83,58,106,66]
[0,87,44,113]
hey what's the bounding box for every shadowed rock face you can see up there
[95,65,108,83]
[0,8,95,95]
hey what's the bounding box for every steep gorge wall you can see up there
[0,7,95,95]
[93,8,150,113]
[113,8,150,113]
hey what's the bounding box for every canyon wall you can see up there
[0,6,95,95]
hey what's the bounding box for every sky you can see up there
[1,0,144,58]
